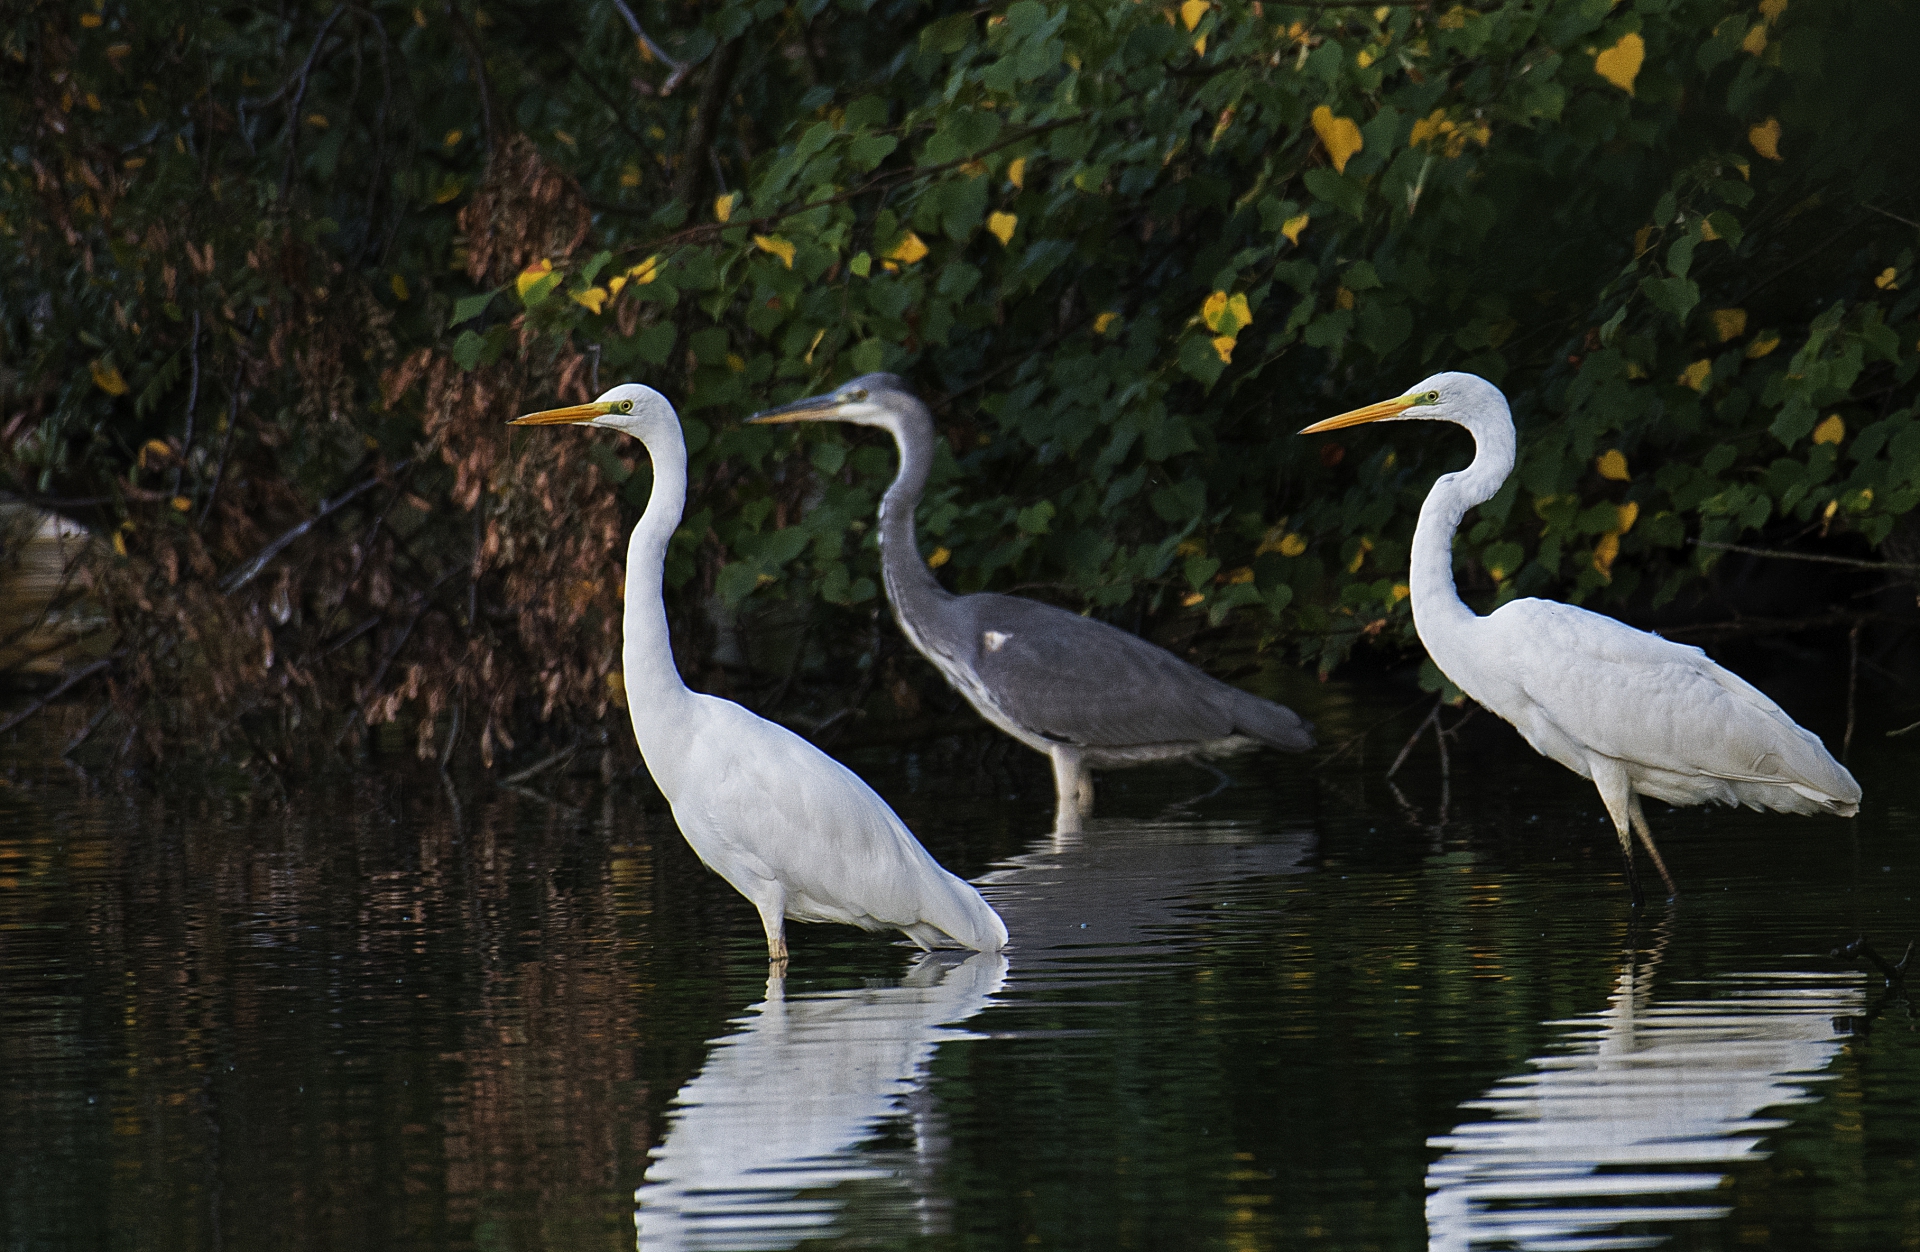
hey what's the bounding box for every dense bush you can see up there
[2,0,1916,765]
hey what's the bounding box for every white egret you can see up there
[750,374,1315,832]
[1301,372,1861,904]
[511,385,1007,961]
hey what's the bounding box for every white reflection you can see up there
[636,812,1315,1250]
[1426,957,1864,1251]
[636,949,1005,1250]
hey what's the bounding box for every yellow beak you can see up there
[509,401,612,426]
[1299,394,1417,434]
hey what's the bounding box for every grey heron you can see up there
[511,384,1007,961]
[750,373,1315,832]
[1301,372,1860,904]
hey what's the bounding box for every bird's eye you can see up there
[1418,390,1440,404]
[849,388,868,401]
[618,400,634,413]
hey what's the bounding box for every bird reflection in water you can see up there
[635,811,1315,1249]
[1426,927,1864,1250]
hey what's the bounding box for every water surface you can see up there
[2,677,1914,1250]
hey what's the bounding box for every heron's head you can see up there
[509,383,677,438]
[1298,371,1504,434]
[746,372,928,436]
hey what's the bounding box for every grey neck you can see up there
[876,405,955,634]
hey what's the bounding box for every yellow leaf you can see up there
[432,177,464,204]
[1746,330,1781,358]
[306,112,328,128]
[1709,308,1747,341]
[112,531,126,557]
[1211,335,1236,363]
[1391,583,1411,602]
[1593,532,1620,577]
[1678,359,1712,391]
[554,129,576,147]
[1874,267,1899,291]
[887,232,929,264]
[987,211,1017,246]
[443,129,462,147]
[1596,449,1630,481]
[1347,538,1373,573]
[1633,224,1653,257]
[1489,564,1508,581]
[571,286,608,314]
[1356,49,1376,69]
[1181,591,1206,607]
[137,438,171,468]
[171,495,191,512]
[1626,362,1648,379]
[1700,217,1719,241]
[1310,106,1363,174]
[927,546,951,569]
[752,234,796,268]
[1226,566,1255,585]
[1742,24,1767,54]
[714,192,737,222]
[1812,414,1845,445]
[1180,0,1208,29]
[1759,0,1786,23]
[1280,534,1307,558]
[804,327,826,365]
[607,275,628,296]
[1593,32,1644,95]
[1202,291,1230,332]
[1093,312,1120,335]
[619,163,641,188]
[726,353,746,373]
[1615,501,1639,534]
[389,273,410,301]
[1281,214,1309,245]
[628,255,661,284]
[90,359,128,396]
[1374,5,1390,19]
[1335,286,1355,310]
[515,258,554,299]
[1192,33,1207,55]
[1748,116,1782,161]
[1007,157,1026,189]
[1436,7,1470,29]
[81,13,103,27]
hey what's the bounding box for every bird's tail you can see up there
[907,872,1009,953]
[1230,688,1316,752]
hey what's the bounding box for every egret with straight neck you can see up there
[751,373,1315,832]
[1301,372,1860,905]
[511,384,1007,962]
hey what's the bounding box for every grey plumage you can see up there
[752,373,1313,829]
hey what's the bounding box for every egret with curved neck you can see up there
[510,384,1007,961]
[1302,372,1860,905]
[751,373,1315,832]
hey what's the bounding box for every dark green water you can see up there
[2,677,1915,1251]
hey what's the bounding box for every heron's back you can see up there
[660,697,1007,952]
[1461,600,1859,815]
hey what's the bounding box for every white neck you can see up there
[621,424,697,752]
[1409,401,1517,646]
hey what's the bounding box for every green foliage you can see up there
[2,0,1917,755]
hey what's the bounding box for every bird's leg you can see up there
[752,887,790,964]
[1049,746,1087,833]
[1626,792,1678,901]
[1591,760,1645,909]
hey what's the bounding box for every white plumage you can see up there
[511,384,1006,961]
[1302,371,1861,902]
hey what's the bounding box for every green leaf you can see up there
[1302,167,1365,220]
[452,329,486,371]
[450,289,499,327]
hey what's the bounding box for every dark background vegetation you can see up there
[2,0,1917,774]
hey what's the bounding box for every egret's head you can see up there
[509,383,677,438]
[746,372,928,434]
[1299,372,1504,434]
